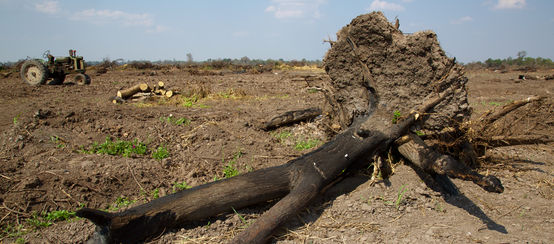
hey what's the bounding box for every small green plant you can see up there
[294,139,320,151]
[109,196,136,211]
[160,115,190,126]
[2,224,26,239]
[13,114,20,126]
[50,135,65,148]
[395,184,408,210]
[218,150,243,180]
[392,110,402,124]
[44,210,76,222]
[152,145,170,160]
[27,213,52,229]
[307,88,319,93]
[172,181,192,192]
[151,189,160,199]
[231,207,249,228]
[15,237,25,244]
[415,130,425,136]
[82,136,147,157]
[272,131,292,144]
[181,94,207,108]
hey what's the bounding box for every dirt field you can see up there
[0,67,552,243]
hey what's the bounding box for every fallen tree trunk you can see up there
[261,107,322,130]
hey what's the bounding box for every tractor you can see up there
[20,50,91,86]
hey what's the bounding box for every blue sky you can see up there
[0,0,552,63]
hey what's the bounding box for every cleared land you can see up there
[0,66,552,243]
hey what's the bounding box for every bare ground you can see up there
[0,68,552,243]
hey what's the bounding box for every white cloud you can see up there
[368,0,405,12]
[494,0,526,9]
[265,0,326,19]
[34,0,59,14]
[72,9,153,27]
[70,8,166,33]
[451,16,473,24]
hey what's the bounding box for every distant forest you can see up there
[2,52,553,72]
[464,51,554,70]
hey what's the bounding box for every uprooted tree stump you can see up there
[77,12,525,243]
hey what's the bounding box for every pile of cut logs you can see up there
[112,81,176,103]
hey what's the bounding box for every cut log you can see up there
[158,81,165,89]
[165,90,173,98]
[117,83,151,99]
[261,107,322,130]
[111,96,125,104]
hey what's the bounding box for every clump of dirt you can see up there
[323,12,470,132]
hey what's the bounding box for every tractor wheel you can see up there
[74,73,91,85]
[49,73,66,85]
[20,60,48,86]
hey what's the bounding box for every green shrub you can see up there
[152,146,169,160]
[82,136,147,157]
[294,139,320,151]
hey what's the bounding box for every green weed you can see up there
[294,139,320,151]
[172,181,192,193]
[395,185,408,210]
[160,115,190,126]
[152,145,170,160]
[82,136,147,157]
[13,114,20,126]
[215,150,243,180]
[231,207,249,228]
[44,210,76,222]
[108,196,136,211]
[2,224,26,239]
[50,135,65,148]
[151,189,160,199]
[181,94,207,108]
[26,210,77,229]
[392,110,402,124]
[272,131,292,144]
[415,130,425,136]
[307,88,319,93]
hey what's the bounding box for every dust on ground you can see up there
[0,67,552,243]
